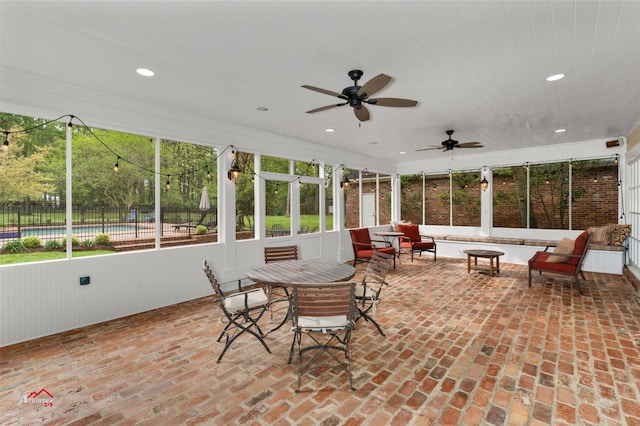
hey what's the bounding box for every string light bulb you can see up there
[166,175,171,190]
[66,115,74,131]
[2,132,8,151]
[114,157,120,173]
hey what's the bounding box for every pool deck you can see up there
[0,223,206,243]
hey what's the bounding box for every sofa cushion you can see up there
[524,239,560,247]
[608,224,631,245]
[587,225,613,245]
[546,237,574,262]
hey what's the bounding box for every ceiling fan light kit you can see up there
[302,69,418,122]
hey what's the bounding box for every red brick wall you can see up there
[345,165,618,229]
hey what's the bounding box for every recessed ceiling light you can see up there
[369,141,377,145]
[555,128,567,133]
[325,128,335,132]
[136,68,154,77]
[546,73,565,82]
[400,151,406,155]
[256,106,268,112]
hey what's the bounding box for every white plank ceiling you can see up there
[1,1,639,162]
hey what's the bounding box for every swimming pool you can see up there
[19,225,140,237]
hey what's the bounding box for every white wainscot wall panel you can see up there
[0,244,223,347]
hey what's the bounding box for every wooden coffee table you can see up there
[463,249,504,277]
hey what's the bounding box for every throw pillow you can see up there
[587,225,613,245]
[546,237,575,262]
[608,224,631,245]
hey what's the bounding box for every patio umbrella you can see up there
[199,186,210,211]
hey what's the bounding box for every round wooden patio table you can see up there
[246,259,357,359]
[463,249,504,277]
[246,258,356,286]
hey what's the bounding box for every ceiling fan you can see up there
[417,130,484,152]
[302,69,418,122]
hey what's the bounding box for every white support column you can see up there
[219,148,236,246]
[335,165,345,231]
[391,173,401,223]
[480,166,492,235]
[254,154,263,239]
[319,161,326,233]
[65,120,73,259]
[154,137,161,248]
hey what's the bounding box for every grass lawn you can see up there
[263,214,333,231]
[0,250,116,265]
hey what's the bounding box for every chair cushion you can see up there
[569,231,590,266]
[298,315,349,331]
[355,248,375,258]
[530,252,577,274]
[397,223,420,242]
[376,246,395,256]
[546,237,574,262]
[350,228,372,245]
[411,241,435,250]
[355,284,378,299]
[399,240,412,250]
[224,289,268,313]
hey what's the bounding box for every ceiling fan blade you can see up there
[354,105,370,122]
[301,85,347,99]
[415,146,443,151]
[305,103,347,114]
[357,73,391,98]
[457,142,484,148]
[366,97,418,107]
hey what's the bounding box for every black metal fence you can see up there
[0,205,217,243]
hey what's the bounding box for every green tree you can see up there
[160,140,217,208]
[0,130,55,206]
[0,113,66,156]
[42,127,155,210]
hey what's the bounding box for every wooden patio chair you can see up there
[263,245,299,326]
[528,231,591,294]
[264,245,299,263]
[355,250,392,336]
[290,282,357,392]
[203,260,271,363]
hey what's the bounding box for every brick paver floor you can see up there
[1,258,639,425]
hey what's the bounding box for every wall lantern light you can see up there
[227,149,242,182]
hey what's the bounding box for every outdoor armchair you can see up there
[528,231,591,294]
[349,227,396,268]
[397,223,436,262]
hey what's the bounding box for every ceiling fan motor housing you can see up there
[342,85,363,107]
